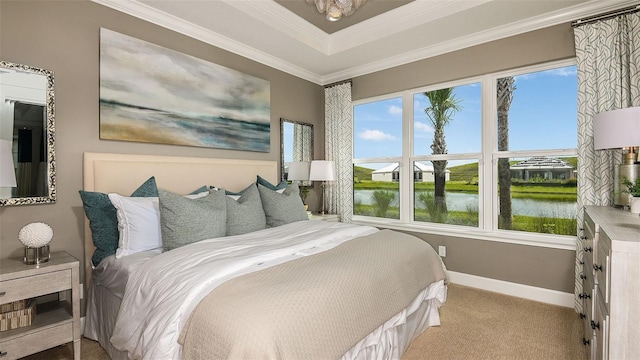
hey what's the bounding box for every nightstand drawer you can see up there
[0,270,71,304]
[595,231,611,307]
[0,321,73,360]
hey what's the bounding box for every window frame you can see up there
[352,58,577,250]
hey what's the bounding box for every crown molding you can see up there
[327,0,493,55]
[222,0,331,54]
[92,0,323,84]
[318,0,639,84]
[92,0,637,86]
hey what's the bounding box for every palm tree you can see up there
[496,77,516,229]
[423,88,461,213]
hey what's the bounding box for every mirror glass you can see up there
[0,61,56,206]
[280,118,313,185]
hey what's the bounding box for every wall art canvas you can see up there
[99,28,270,152]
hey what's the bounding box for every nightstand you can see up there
[0,251,80,360]
[308,213,340,222]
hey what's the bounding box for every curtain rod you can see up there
[324,79,352,89]
[572,4,640,27]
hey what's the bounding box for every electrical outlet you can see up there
[438,246,446,257]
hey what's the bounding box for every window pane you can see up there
[414,83,481,156]
[414,160,478,227]
[497,156,577,236]
[497,66,577,151]
[353,162,400,219]
[354,98,402,159]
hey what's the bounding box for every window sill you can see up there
[352,216,577,250]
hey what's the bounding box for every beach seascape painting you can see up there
[99,28,270,152]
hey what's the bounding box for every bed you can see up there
[81,152,447,360]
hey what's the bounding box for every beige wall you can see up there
[0,1,324,289]
[353,23,578,293]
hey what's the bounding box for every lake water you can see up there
[354,190,576,218]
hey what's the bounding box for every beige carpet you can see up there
[23,284,585,360]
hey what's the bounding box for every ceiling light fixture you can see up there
[306,0,367,21]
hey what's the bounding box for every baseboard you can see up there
[447,271,574,308]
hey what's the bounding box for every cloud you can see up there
[388,105,402,115]
[359,129,396,141]
[415,121,434,133]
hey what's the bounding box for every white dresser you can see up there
[581,206,640,360]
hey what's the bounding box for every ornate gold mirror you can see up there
[0,61,56,206]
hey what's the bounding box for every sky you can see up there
[353,65,578,169]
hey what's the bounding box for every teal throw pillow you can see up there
[256,175,287,191]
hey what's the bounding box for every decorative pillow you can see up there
[256,175,287,191]
[158,189,227,251]
[79,176,158,267]
[108,193,163,258]
[257,182,308,228]
[225,184,266,236]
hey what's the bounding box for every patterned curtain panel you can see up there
[324,82,353,222]
[573,12,640,312]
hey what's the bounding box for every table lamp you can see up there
[593,106,640,207]
[309,160,336,215]
[287,161,310,205]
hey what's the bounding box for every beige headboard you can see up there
[83,152,277,287]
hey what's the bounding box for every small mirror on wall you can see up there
[280,118,313,185]
[0,61,56,206]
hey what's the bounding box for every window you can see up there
[352,60,578,242]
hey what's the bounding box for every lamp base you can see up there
[23,245,50,265]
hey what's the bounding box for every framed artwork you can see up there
[99,28,270,152]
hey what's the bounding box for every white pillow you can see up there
[108,193,163,258]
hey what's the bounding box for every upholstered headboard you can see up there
[82,152,278,288]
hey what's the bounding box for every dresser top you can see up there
[585,205,640,245]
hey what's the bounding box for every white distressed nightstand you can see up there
[0,251,80,360]
[308,213,340,222]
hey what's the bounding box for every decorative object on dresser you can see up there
[309,160,336,215]
[593,106,640,208]
[18,222,53,265]
[621,177,640,214]
[579,206,640,359]
[0,251,80,360]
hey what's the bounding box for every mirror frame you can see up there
[280,118,313,183]
[0,61,56,206]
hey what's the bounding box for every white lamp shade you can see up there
[287,161,310,181]
[309,160,336,181]
[0,139,17,187]
[593,107,640,150]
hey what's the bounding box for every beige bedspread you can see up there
[178,229,446,359]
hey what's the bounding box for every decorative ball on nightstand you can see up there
[19,222,53,265]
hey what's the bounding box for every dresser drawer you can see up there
[0,321,73,360]
[595,231,611,306]
[0,270,71,304]
[593,295,609,360]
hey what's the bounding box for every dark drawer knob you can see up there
[582,338,590,346]
[580,235,587,240]
[593,264,603,272]
[580,274,587,280]
[0,351,6,357]
[584,247,593,253]
[591,320,600,330]
[0,291,5,296]
[580,313,586,319]
[579,293,591,299]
